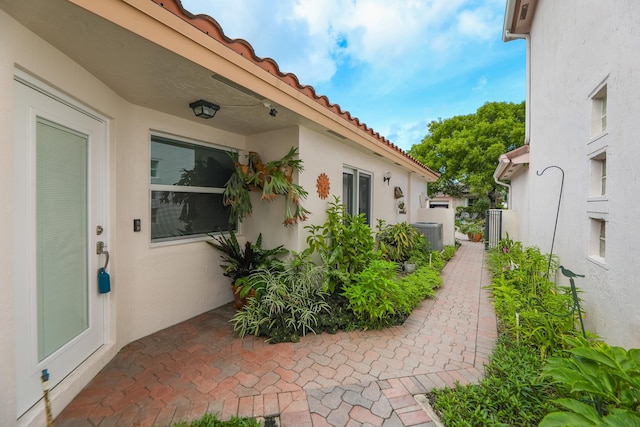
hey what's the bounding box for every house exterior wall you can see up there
[297,126,419,237]
[516,0,640,347]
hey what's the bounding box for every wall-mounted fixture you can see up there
[383,171,392,185]
[189,99,220,119]
[263,102,278,117]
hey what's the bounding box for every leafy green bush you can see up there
[396,265,442,307]
[341,260,408,325]
[304,196,378,292]
[340,261,443,329]
[540,336,640,426]
[430,336,558,427]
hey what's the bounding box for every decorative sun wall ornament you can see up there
[316,173,330,199]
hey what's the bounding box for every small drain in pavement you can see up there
[261,415,279,427]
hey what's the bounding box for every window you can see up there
[150,135,235,242]
[590,85,607,137]
[343,167,371,224]
[589,218,606,261]
[589,151,607,197]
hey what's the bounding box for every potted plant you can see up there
[222,147,310,226]
[457,219,484,242]
[207,230,288,309]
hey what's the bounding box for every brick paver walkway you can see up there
[55,241,496,426]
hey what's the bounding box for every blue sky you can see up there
[180,0,526,151]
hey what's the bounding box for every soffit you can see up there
[496,144,530,180]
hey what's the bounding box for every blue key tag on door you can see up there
[98,267,111,294]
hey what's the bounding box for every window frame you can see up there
[342,166,372,225]
[149,133,236,244]
[588,217,607,266]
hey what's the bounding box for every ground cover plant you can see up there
[170,413,262,427]
[430,336,557,426]
[229,196,452,342]
[430,236,640,426]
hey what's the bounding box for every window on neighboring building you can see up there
[589,151,607,197]
[150,134,236,242]
[591,85,607,137]
[589,218,606,261]
[343,167,371,224]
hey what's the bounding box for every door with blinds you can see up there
[13,79,108,416]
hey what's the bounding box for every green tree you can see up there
[409,101,525,207]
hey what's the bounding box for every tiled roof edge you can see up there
[151,0,435,175]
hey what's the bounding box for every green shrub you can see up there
[304,196,378,292]
[430,337,558,427]
[441,245,457,262]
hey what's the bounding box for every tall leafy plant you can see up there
[304,196,378,292]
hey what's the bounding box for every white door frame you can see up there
[13,72,110,417]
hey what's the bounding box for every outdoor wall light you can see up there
[189,99,220,119]
[383,171,392,185]
[263,102,278,117]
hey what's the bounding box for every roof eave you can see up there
[503,0,538,41]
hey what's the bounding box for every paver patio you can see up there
[55,240,496,426]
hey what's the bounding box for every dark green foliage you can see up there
[207,230,287,283]
[430,336,558,427]
[170,413,261,427]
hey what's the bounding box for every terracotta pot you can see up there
[468,233,483,242]
[231,284,257,310]
[231,285,243,309]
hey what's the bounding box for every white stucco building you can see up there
[0,0,440,425]
[496,0,640,348]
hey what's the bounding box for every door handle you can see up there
[96,241,110,270]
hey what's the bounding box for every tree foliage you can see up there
[409,101,525,205]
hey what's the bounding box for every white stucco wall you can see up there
[415,209,456,247]
[520,0,640,347]
[297,127,428,247]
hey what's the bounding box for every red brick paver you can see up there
[55,241,496,426]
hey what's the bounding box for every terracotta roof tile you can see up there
[151,0,435,175]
